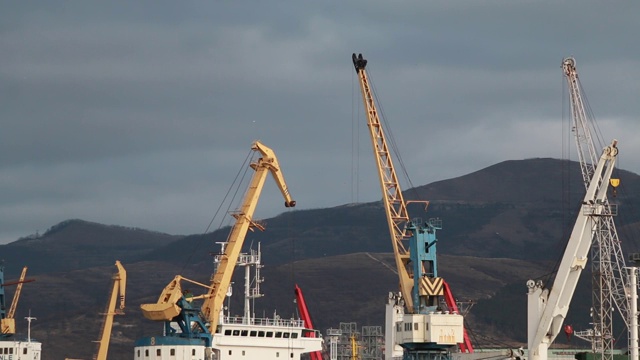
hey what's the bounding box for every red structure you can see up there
[294,284,322,360]
[443,280,474,353]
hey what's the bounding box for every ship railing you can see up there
[221,316,306,328]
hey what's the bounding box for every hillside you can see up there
[11,253,545,360]
[2,157,640,360]
[3,219,182,275]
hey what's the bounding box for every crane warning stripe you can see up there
[419,277,444,296]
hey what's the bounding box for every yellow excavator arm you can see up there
[140,141,295,336]
[201,140,295,333]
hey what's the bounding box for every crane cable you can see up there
[353,63,425,207]
[177,147,254,274]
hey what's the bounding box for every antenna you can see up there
[25,310,37,343]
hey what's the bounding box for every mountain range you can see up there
[2,157,640,360]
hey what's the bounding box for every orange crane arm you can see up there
[7,267,28,319]
[94,260,126,360]
[1,266,33,336]
[139,141,295,336]
[352,53,414,313]
[200,141,295,333]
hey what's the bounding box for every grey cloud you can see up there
[1,1,639,243]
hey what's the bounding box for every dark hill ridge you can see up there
[2,219,181,276]
[140,158,640,265]
[413,158,580,203]
[2,157,640,360]
[415,158,640,204]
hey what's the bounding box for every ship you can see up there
[0,264,42,360]
[133,244,322,360]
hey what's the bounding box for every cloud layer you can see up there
[2,1,639,243]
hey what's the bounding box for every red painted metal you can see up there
[294,284,322,360]
[443,280,474,353]
[564,324,574,341]
[0,279,35,287]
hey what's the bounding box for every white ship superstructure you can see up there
[0,318,41,360]
[134,244,322,360]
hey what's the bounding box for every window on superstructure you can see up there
[137,350,140,357]
[157,349,161,356]
[192,349,196,356]
[228,350,232,355]
[414,323,419,331]
[276,352,279,357]
[242,351,245,356]
[232,329,240,336]
[9,348,13,354]
[291,332,298,339]
[145,349,149,357]
[241,330,248,336]
[24,348,28,355]
[224,329,232,336]
[266,331,273,337]
[283,332,290,338]
[170,349,175,356]
[290,352,294,358]
[275,331,282,338]
[250,330,257,337]
[258,331,265,337]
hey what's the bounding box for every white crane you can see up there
[562,57,629,360]
[527,140,620,360]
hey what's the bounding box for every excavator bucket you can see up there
[140,302,182,321]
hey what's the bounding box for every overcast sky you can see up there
[2,1,639,244]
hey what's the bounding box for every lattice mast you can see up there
[352,53,414,313]
[562,57,629,357]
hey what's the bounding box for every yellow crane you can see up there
[352,53,415,313]
[1,266,32,336]
[93,261,126,360]
[141,141,295,336]
[350,334,360,360]
[353,54,473,358]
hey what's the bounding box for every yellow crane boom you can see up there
[1,266,31,336]
[7,267,27,320]
[352,53,415,312]
[94,261,126,360]
[201,140,295,333]
[140,141,295,336]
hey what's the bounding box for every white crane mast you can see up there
[527,140,619,360]
[562,58,630,359]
